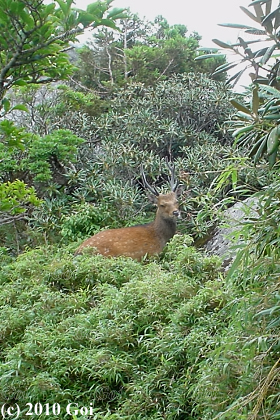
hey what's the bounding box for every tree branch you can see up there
[0,213,27,226]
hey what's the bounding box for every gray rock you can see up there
[204,197,259,268]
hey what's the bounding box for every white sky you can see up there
[73,0,256,47]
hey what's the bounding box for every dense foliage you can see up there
[1,233,279,420]
[0,0,125,111]
[0,1,280,419]
[1,72,242,250]
[198,0,280,168]
[74,13,226,92]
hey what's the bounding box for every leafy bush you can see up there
[74,13,226,91]
[85,73,233,159]
[7,84,108,138]
[1,221,279,420]
[0,236,224,420]
[60,202,115,241]
[189,177,280,420]
[1,2,279,419]
[197,0,280,168]
[0,0,124,107]
[0,128,84,187]
[0,127,85,250]
[0,180,41,216]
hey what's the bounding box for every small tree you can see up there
[74,12,226,92]
[197,0,280,167]
[0,0,126,248]
[0,0,126,113]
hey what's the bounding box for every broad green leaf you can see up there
[2,98,10,113]
[232,39,264,47]
[253,77,269,85]
[218,23,257,29]
[12,80,27,87]
[77,11,97,27]
[56,0,69,16]
[13,207,26,215]
[245,2,267,29]
[259,85,280,98]
[212,39,234,49]
[227,249,244,277]
[267,126,280,155]
[93,18,118,30]
[236,111,254,121]
[240,6,259,23]
[274,8,280,29]
[230,99,252,115]
[245,28,266,35]
[232,125,255,138]
[226,68,246,85]
[212,62,237,76]
[197,47,219,53]
[107,7,127,20]
[252,135,268,163]
[261,98,277,115]
[252,2,264,22]
[66,0,74,7]
[45,3,56,14]
[252,87,259,116]
[0,201,13,212]
[265,0,272,14]
[268,148,277,167]
[255,46,272,60]
[18,9,34,28]
[262,7,280,28]
[262,17,273,34]
[11,104,29,112]
[195,53,225,61]
[263,114,280,120]
[10,1,25,15]
[236,131,256,148]
[87,1,107,18]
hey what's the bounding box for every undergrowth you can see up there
[0,233,279,419]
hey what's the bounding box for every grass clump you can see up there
[0,235,225,419]
[0,233,279,419]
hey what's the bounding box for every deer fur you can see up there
[74,164,181,261]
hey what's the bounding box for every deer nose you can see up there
[173,210,180,218]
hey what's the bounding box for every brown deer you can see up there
[74,163,182,261]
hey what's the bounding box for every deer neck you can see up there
[153,213,177,245]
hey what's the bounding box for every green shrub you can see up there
[190,179,280,420]
[0,236,225,419]
[1,227,279,419]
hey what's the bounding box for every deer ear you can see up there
[147,192,158,204]
[175,185,184,197]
